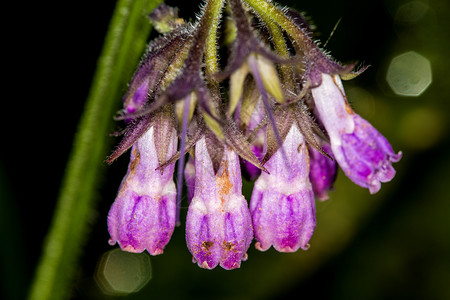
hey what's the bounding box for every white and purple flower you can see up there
[250,124,316,252]
[108,124,177,255]
[186,137,253,270]
[311,74,402,194]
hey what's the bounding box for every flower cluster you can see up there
[107,0,401,270]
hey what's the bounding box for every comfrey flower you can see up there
[250,124,315,252]
[106,0,401,270]
[108,111,178,255]
[311,74,402,194]
[186,136,253,269]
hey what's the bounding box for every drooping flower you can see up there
[311,73,402,193]
[108,117,178,255]
[186,136,253,269]
[250,124,316,252]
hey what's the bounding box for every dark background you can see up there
[1,0,449,299]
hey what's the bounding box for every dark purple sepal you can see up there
[122,25,193,114]
[223,117,268,174]
[305,48,356,87]
[260,105,295,165]
[156,113,206,171]
[107,114,153,164]
[283,8,315,38]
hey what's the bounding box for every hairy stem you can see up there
[243,0,314,53]
[204,0,226,77]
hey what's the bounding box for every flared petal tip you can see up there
[274,245,300,253]
[301,243,311,251]
[191,256,219,270]
[255,241,269,252]
[316,192,330,201]
[200,261,213,270]
[221,262,241,270]
[148,248,165,256]
[119,244,146,254]
[391,151,403,163]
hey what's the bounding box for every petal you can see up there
[108,191,176,255]
[221,196,253,269]
[334,115,402,193]
[186,200,221,270]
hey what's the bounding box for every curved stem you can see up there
[204,0,226,77]
[27,0,162,299]
[250,3,295,90]
[243,0,314,53]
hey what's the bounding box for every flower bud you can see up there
[237,98,266,181]
[184,155,195,203]
[250,124,316,252]
[124,80,149,114]
[108,125,178,255]
[311,73,402,193]
[308,144,337,201]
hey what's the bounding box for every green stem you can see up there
[28,0,162,299]
[243,0,313,52]
[256,7,295,90]
[204,0,226,77]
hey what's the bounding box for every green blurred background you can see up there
[1,0,449,299]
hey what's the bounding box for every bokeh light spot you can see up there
[386,51,432,96]
[95,248,152,296]
[395,1,429,24]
